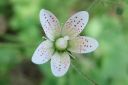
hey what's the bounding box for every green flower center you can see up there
[55,36,69,51]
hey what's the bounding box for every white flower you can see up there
[32,9,99,77]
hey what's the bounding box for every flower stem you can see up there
[87,0,101,12]
[67,52,76,59]
[69,53,98,85]
[71,63,98,85]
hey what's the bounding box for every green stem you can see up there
[70,53,98,85]
[67,52,76,59]
[71,63,98,85]
[87,0,101,12]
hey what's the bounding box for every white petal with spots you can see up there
[62,11,89,38]
[51,52,70,77]
[32,40,54,64]
[68,36,98,53]
[40,9,61,41]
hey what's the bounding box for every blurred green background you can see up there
[0,0,128,85]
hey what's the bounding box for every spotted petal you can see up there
[51,52,70,77]
[40,9,61,41]
[68,36,98,53]
[32,40,54,64]
[62,11,89,38]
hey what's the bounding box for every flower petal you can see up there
[40,9,61,41]
[32,40,54,64]
[62,11,89,38]
[51,52,70,77]
[68,36,98,53]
